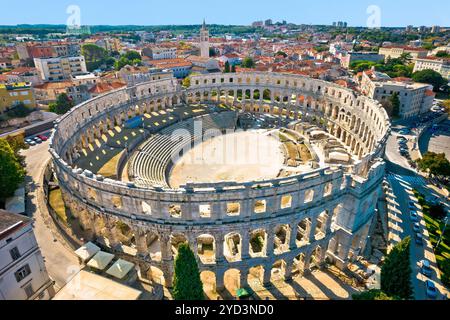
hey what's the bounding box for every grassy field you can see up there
[423,213,450,288]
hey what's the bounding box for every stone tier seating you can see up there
[129,111,237,188]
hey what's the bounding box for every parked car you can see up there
[399,129,411,135]
[410,211,419,222]
[425,280,438,299]
[25,138,33,145]
[33,137,42,144]
[27,140,36,146]
[38,134,48,141]
[413,222,421,233]
[421,260,432,277]
[415,232,423,245]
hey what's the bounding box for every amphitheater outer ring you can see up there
[48,72,390,289]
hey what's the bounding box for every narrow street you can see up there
[22,139,80,292]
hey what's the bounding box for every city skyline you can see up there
[1,0,449,27]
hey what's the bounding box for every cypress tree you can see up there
[173,243,204,300]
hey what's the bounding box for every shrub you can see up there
[352,289,396,300]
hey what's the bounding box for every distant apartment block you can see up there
[34,56,88,82]
[378,46,428,60]
[16,42,81,60]
[340,51,384,68]
[144,58,192,79]
[413,56,450,80]
[0,82,36,114]
[360,70,435,118]
[142,46,177,60]
[0,210,55,300]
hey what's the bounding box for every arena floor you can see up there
[169,129,285,187]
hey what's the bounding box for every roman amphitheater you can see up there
[48,72,390,294]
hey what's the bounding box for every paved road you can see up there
[386,174,448,300]
[419,119,450,160]
[22,140,80,292]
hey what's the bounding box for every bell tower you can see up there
[200,19,210,58]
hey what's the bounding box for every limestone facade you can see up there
[49,72,390,289]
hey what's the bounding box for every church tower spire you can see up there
[200,19,210,58]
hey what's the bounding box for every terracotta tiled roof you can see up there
[88,81,126,94]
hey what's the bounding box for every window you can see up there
[281,195,292,209]
[10,247,21,260]
[142,201,152,215]
[227,202,240,216]
[15,264,31,282]
[169,204,182,218]
[199,204,211,218]
[324,183,333,196]
[254,200,266,214]
[304,190,314,203]
[24,284,34,298]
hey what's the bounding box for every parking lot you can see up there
[385,174,449,300]
[24,130,52,146]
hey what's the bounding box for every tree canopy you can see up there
[380,237,413,299]
[241,56,255,68]
[417,152,450,177]
[412,69,447,92]
[4,103,33,119]
[172,243,204,300]
[81,44,115,71]
[114,50,142,70]
[49,93,74,115]
[390,92,400,118]
[0,138,26,204]
[352,289,396,300]
[224,61,230,73]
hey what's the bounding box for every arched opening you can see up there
[248,265,265,286]
[292,253,306,276]
[114,221,135,247]
[224,232,241,262]
[147,231,162,262]
[197,234,216,264]
[224,268,242,294]
[310,246,322,270]
[315,211,329,240]
[200,270,216,294]
[274,224,290,254]
[150,266,165,286]
[249,229,266,257]
[170,233,188,258]
[295,218,311,247]
[271,259,287,282]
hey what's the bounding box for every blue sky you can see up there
[0,0,449,27]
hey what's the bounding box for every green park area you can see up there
[413,189,450,288]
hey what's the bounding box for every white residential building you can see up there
[144,46,177,60]
[360,70,435,119]
[34,56,88,82]
[0,210,55,300]
[378,46,428,60]
[413,57,450,80]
